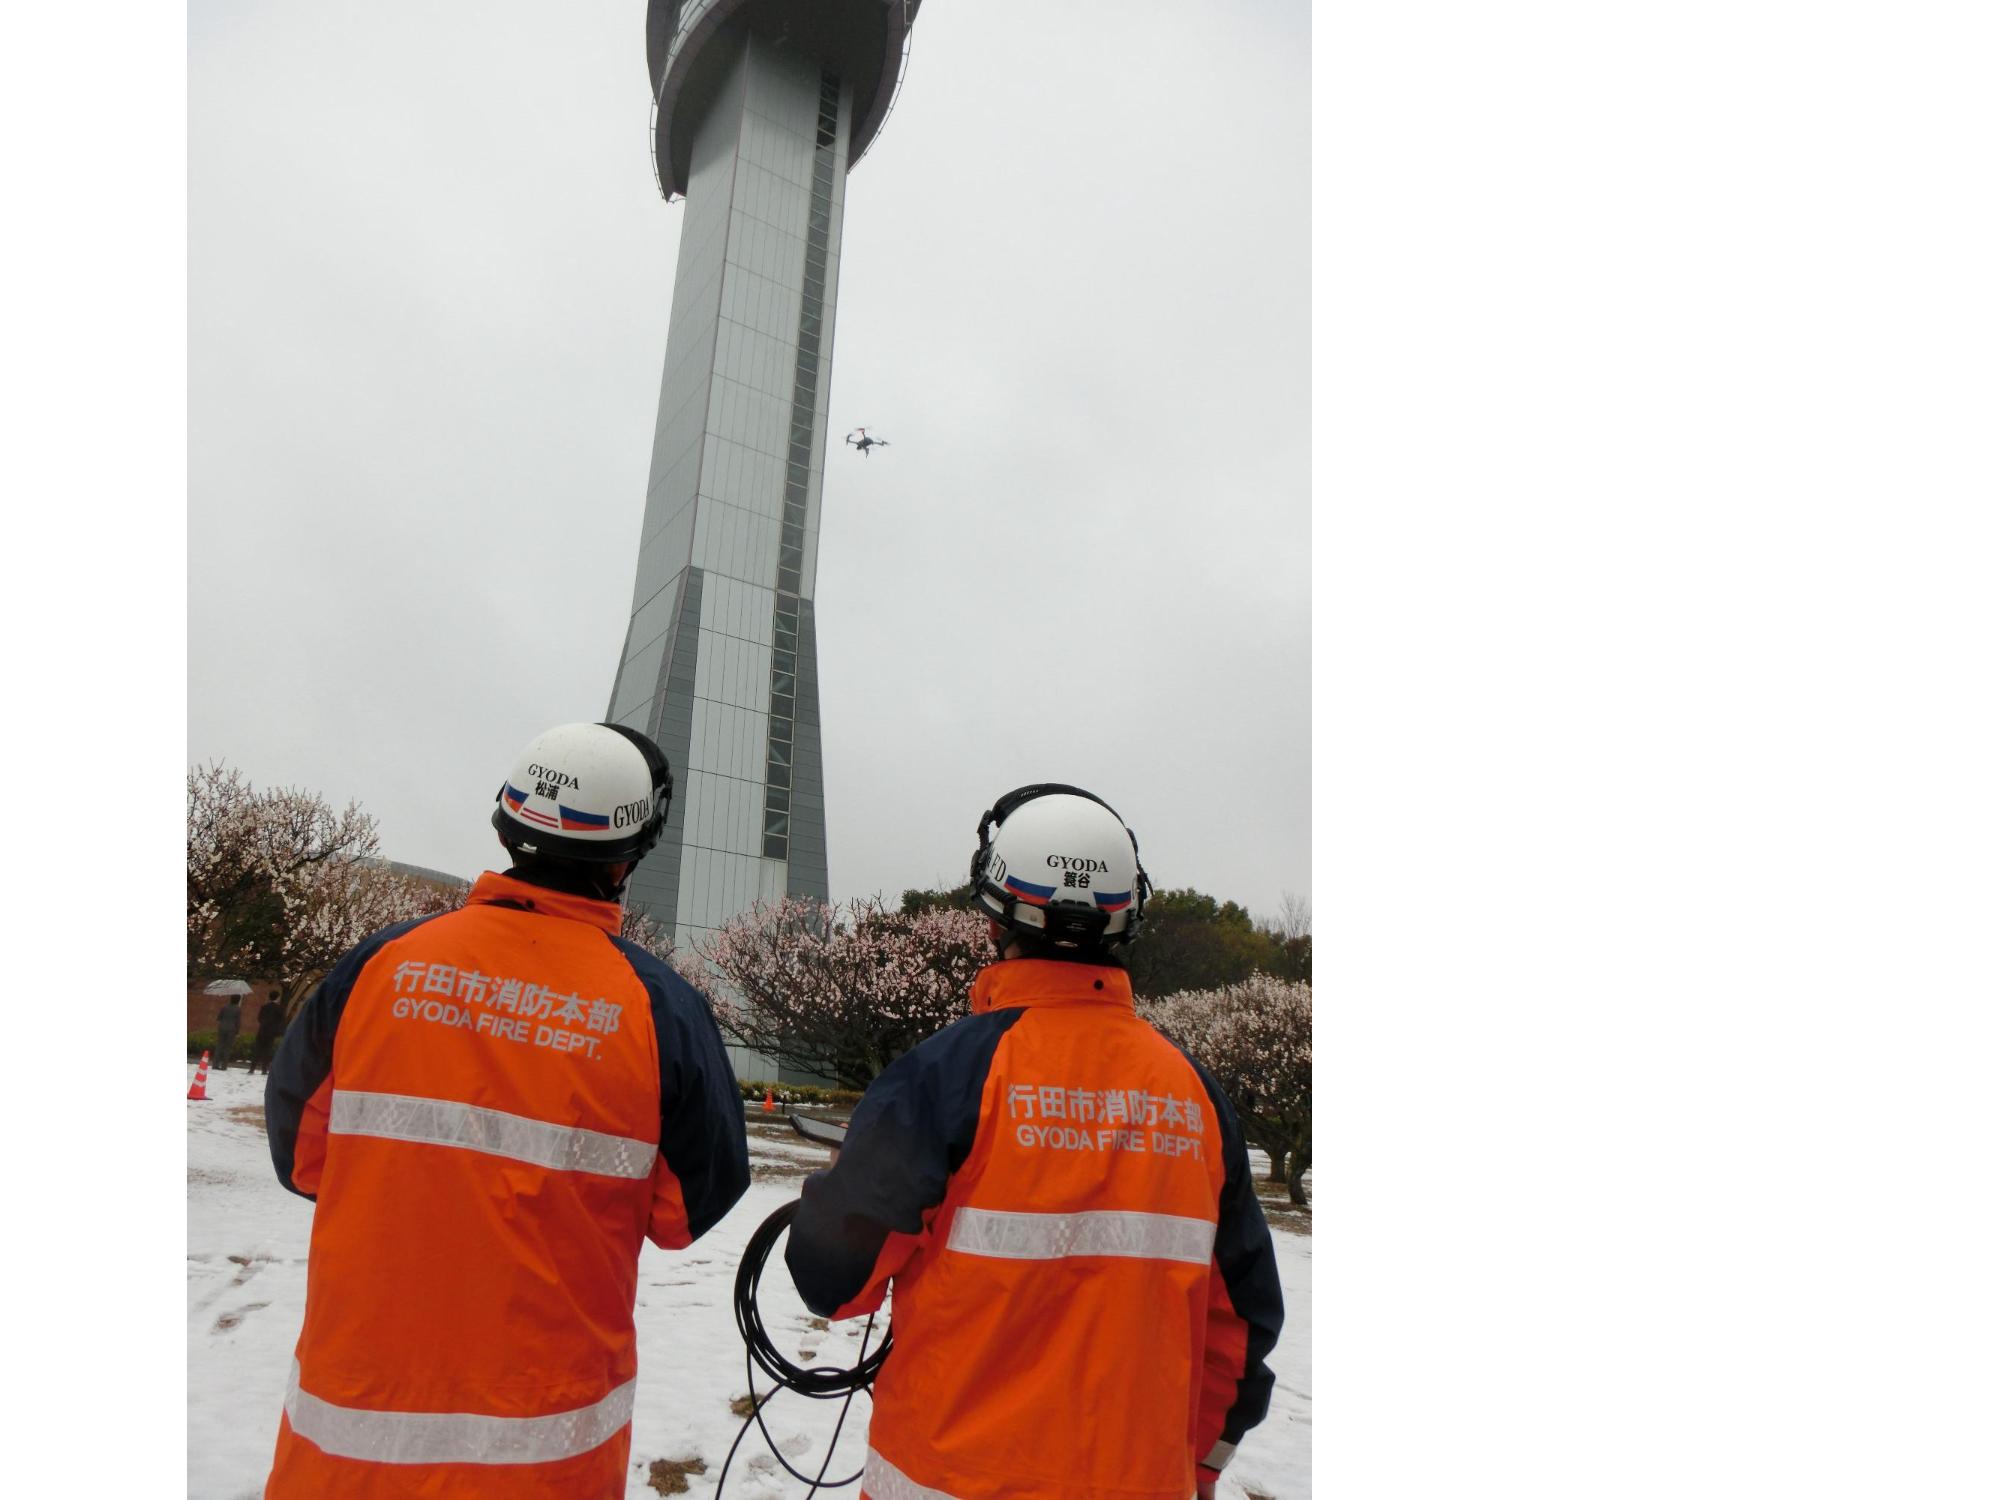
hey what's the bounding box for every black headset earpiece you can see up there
[599,722,675,857]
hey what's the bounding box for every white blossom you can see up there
[688,896,989,1088]
[1142,975,1312,1204]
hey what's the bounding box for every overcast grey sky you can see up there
[188,0,1309,921]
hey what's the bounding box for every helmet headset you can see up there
[492,722,674,897]
[969,783,1151,958]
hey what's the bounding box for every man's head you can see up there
[491,722,673,901]
[967,783,1151,964]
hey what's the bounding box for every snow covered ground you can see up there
[188,1064,1311,1499]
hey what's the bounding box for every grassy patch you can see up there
[647,1456,708,1494]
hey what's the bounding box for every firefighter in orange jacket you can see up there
[263,722,750,1498]
[785,784,1284,1500]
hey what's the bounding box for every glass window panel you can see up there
[767,737,792,765]
[767,763,791,790]
[765,812,789,839]
[769,716,793,744]
[777,568,801,594]
[769,691,794,718]
[771,671,795,697]
[764,834,788,860]
[773,649,796,675]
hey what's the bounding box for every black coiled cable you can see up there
[715,1198,891,1498]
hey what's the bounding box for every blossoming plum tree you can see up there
[690,895,989,1089]
[188,762,463,1012]
[1144,975,1313,1205]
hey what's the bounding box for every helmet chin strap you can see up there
[989,923,1012,962]
[591,857,640,903]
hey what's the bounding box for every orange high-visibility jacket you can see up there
[785,959,1284,1500]
[262,871,750,1499]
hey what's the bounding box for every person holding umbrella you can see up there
[212,992,243,1071]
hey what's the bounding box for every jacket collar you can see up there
[467,870,623,936]
[969,958,1134,1016]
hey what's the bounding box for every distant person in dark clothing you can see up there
[213,997,243,1071]
[250,997,286,1074]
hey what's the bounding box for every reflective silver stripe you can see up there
[285,1361,633,1466]
[947,1207,1216,1266]
[1203,1438,1238,1470]
[862,1448,966,1500]
[328,1090,655,1179]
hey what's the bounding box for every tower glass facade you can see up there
[607,26,846,1080]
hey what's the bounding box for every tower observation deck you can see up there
[606,0,920,1079]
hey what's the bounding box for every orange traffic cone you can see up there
[762,1089,775,1114]
[187,1049,213,1102]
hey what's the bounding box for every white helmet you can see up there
[969,783,1151,951]
[491,722,673,864]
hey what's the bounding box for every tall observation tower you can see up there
[605,1,918,1007]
